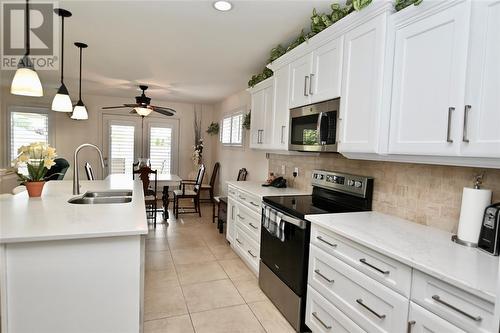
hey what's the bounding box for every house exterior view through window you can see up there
[10,111,49,163]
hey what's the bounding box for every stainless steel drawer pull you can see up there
[236,238,243,245]
[312,312,331,330]
[249,201,259,207]
[431,295,482,322]
[314,269,334,283]
[463,105,471,143]
[247,250,257,258]
[238,195,246,200]
[249,222,258,230]
[237,214,245,220]
[407,320,416,333]
[316,236,337,248]
[356,299,386,319]
[359,258,390,275]
[447,107,454,143]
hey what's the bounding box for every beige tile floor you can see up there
[144,204,295,333]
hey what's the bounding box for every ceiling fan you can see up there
[101,85,176,116]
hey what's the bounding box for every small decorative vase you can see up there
[25,181,45,197]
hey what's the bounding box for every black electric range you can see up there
[259,170,373,332]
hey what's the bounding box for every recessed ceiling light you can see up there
[213,1,232,11]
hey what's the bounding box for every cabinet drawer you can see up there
[234,226,260,274]
[237,190,261,213]
[311,225,412,297]
[235,203,261,243]
[408,301,466,333]
[411,270,495,333]
[228,185,238,199]
[308,244,408,333]
[306,286,366,333]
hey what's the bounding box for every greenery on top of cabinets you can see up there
[243,112,251,130]
[394,0,423,11]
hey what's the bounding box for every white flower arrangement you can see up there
[12,142,58,182]
[192,139,204,166]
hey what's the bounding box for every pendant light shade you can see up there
[135,107,152,116]
[10,0,43,97]
[71,42,88,120]
[52,8,72,112]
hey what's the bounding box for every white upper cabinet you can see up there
[271,65,291,150]
[249,78,274,149]
[339,11,390,154]
[289,54,313,109]
[461,1,500,158]
[310,37,343,103]
[388,1,471,156]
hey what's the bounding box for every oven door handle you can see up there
[262,204,307,230]
[316,112,324,145]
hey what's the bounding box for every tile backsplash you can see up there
[269,154,500,232]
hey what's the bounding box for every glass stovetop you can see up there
[262,195,332,218]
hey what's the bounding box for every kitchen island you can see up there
[0,175,148,333]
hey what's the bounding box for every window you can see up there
[109,124,135,174]
[149,126,172,174]
[220,113,243,146]
[10,110,49,162]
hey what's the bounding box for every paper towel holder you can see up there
[473,174,484,189]
[451,234,478,248]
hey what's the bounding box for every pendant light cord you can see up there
[78,46,82,99]
[25,0,30,56]
[60,16,64,83]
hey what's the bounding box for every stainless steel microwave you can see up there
[289,98,340,152]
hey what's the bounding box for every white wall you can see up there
[211,90,268,196]
[0,86,214,182]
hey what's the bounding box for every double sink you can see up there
[68,190,133,205]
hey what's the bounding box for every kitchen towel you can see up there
[457,187,492,244]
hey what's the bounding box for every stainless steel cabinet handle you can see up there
[359,258,390,275]
[312,312,332,330]
[317,236,337,248]
[407,320,416,333]
[309,73,315,95]
[463,105,471,143]
[247,250,257,258]
[304,76,309,96]
[447,107,454,143]
[249,201,259,207]
[280,126,286,144]
[237,214,245,220]
[431,295,482,322]
[231,206,234,220]
[239,195,246,200]
[314,269,334,283]
[249,222,258,230]
[236,238,243,245]
[356,299,386,319]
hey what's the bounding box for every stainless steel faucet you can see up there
[73,143,105,195]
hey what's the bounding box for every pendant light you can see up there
[10,0,43,97]
[71,42,88,120]
[51,8,72,112]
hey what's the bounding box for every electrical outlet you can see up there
[294,167,299,177]
[281,165,286,175]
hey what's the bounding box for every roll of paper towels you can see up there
[457,187,492,244]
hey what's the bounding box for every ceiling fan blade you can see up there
[101,104,138,109]
[151,107,175,117]
[150,105,176,113]
[129,109,138,114]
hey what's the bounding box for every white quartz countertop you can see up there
[305,211,499,303]
[226,180,311,198]
[0,174,148,244]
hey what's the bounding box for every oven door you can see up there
[259,205,310,296]
[289,98,339,152]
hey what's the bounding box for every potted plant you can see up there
[12,142,58,197]
[206,122,219,135]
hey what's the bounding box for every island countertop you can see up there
[305,211,499,303]
[0,175,148,244]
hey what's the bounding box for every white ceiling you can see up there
[2,0,334,104]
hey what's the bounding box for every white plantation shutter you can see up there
[110,125,135,174]
[10,111,49,161]
[149,126,172,174]
[220,113,243,146]
[221,117,232,144]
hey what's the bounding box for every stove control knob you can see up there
[347,179,355,186]
[354,181,363,188]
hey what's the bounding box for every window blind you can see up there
[110,125,135,174]
[10,111,49,162]
[149,126,172,174]
[220,113,243,146]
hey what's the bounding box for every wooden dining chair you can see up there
[173,164,205,218]
[200,162,220,203]
[133,166,158,228]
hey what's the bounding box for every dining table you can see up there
[150,173,182,221]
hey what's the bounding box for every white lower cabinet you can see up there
[408,302,466,333]
[226,197,237,244]
[306,286,366,333]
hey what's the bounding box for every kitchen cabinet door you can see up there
[226,198,237,243]
[461,1,500,157]
[311,37,343,104]
[272,65,290,150]
[339,13,388,153]
[249,78,273,149]
[388,1,471,156]
[250,88,264,148]
[289,53,313,109]
[408,302,466,333]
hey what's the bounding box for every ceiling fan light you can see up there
[135,107,152,116]
[52,83,72,112]
[71,100,88,120]
[10,64,43,97]
[213,1,232,11]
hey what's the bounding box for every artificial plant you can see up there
[206,122,220,135]
[394,0,423,11]
[243,112,251,130]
